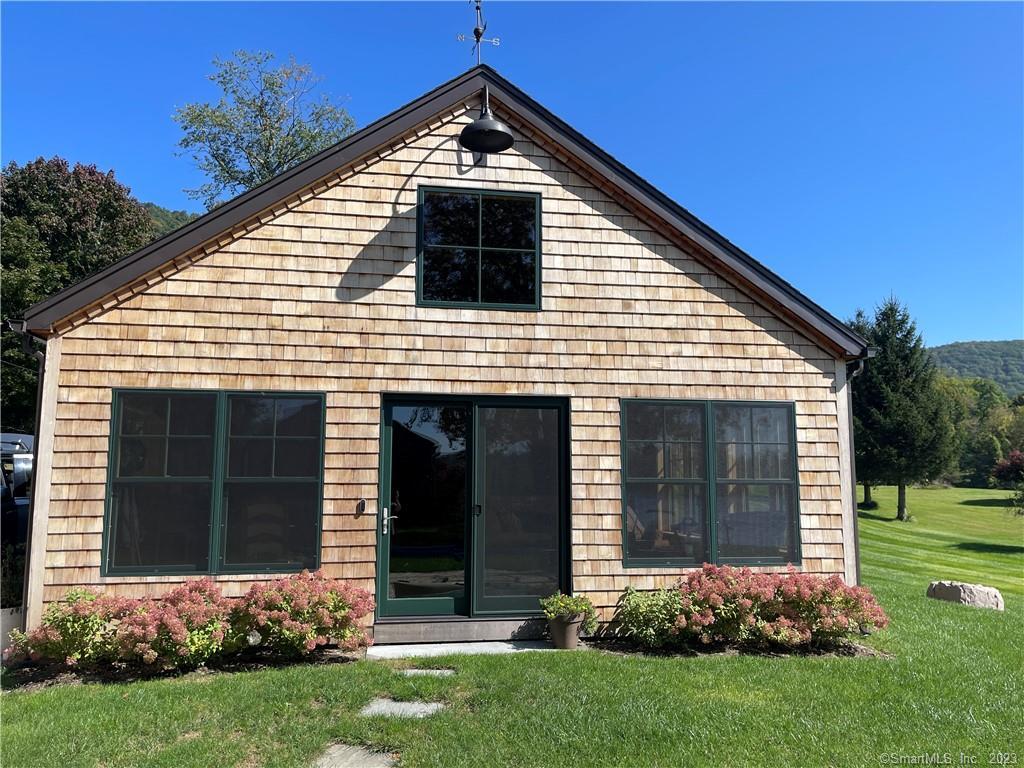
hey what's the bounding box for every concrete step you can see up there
[367,640,552,659]
[372,617,546,644]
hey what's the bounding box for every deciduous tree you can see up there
[174,51,355,210]
[1,158,153,432]
[991,451,1024,488]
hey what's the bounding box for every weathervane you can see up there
[457,0,500,65]
[455,0,513,155]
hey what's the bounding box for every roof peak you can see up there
[21,64,867,358]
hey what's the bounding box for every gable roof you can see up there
[21,65,869,358]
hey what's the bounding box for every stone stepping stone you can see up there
[313,743,395,768]
[399,668,454,677]
[359,697,446,718]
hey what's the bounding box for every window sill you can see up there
[621,558,705,570]
[101,563,317,578]
[716,558,801,568]
[415,300,541,312]
[621,558,802,570]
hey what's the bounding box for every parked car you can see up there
[1,433,33,608]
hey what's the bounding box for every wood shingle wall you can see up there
[36,100,853,622]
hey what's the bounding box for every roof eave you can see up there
[477,69,869,359]
[22,64,869,358]
[21,66,492,334]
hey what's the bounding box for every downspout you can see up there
[845,350,874,585]
[7,319,46,615]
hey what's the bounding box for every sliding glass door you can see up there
[473,405,563,614]
[378,397,568,618]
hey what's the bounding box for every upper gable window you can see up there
[418,187,541,309]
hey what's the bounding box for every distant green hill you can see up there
[143,202,198,240]
[929,340,1024,397]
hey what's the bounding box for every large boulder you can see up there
[926,581,1004,611]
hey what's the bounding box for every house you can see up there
[18,66,869,643]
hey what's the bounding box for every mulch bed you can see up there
[583,637,892,659]
[1,646,365,693]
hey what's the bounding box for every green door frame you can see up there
[376,397,472,618]
[376,394,571,620]
[471,399,571,616]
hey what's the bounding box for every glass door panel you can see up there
[380,403,470,617]
[473,405,563,614]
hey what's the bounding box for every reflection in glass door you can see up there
[380,403,470,617]
[378,397,567,618]
[474,405,563,614]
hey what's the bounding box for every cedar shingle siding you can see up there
[31,96,857,625]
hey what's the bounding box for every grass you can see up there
[858,486,1023,596]
[2,486,1022,767]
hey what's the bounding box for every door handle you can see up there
[473,504,483,517]
[382,507,399,535]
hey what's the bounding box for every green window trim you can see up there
[101,388,326,577]
[619,399,802,569]
[415,185,543,310]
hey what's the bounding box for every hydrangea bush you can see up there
[3,572,374,670]
[115,579,236,667]
[617,564,889,649]
[4,588,136,667]
[615,587,683,649]
[236,571,374,656]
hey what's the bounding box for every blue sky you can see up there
[2,2,1021,346]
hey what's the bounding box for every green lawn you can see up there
[3,486,1022,767]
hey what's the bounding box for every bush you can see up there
[992,451,1024,488]
[616,587,683,648]
[616,565,889,650]
[115,579,237,667]
[236,571,374,656]
[539,592,597,635]
[5,588,137,667]
[3,571,374,669]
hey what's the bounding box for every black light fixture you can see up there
[459,85,514,154]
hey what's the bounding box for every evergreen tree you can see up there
[849,299,956,520]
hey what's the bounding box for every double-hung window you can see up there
[418,187,541,308]
[105,390,324,575]
[621,400,800,566]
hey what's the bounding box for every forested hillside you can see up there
[143,202,197,239]
[929,341,1024,397]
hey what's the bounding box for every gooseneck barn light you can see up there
[459,86,515,155]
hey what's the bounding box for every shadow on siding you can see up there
[335,135,481,302]
[332,125,835,377]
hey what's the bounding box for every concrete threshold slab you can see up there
[359,697,446,718]
[312,743,396,768]
[367,640,552,659]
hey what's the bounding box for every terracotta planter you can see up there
[548,615,584,649]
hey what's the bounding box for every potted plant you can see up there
[539,592,597,650]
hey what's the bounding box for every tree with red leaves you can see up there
[991,450,1024,488]
[1,157,153,433]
